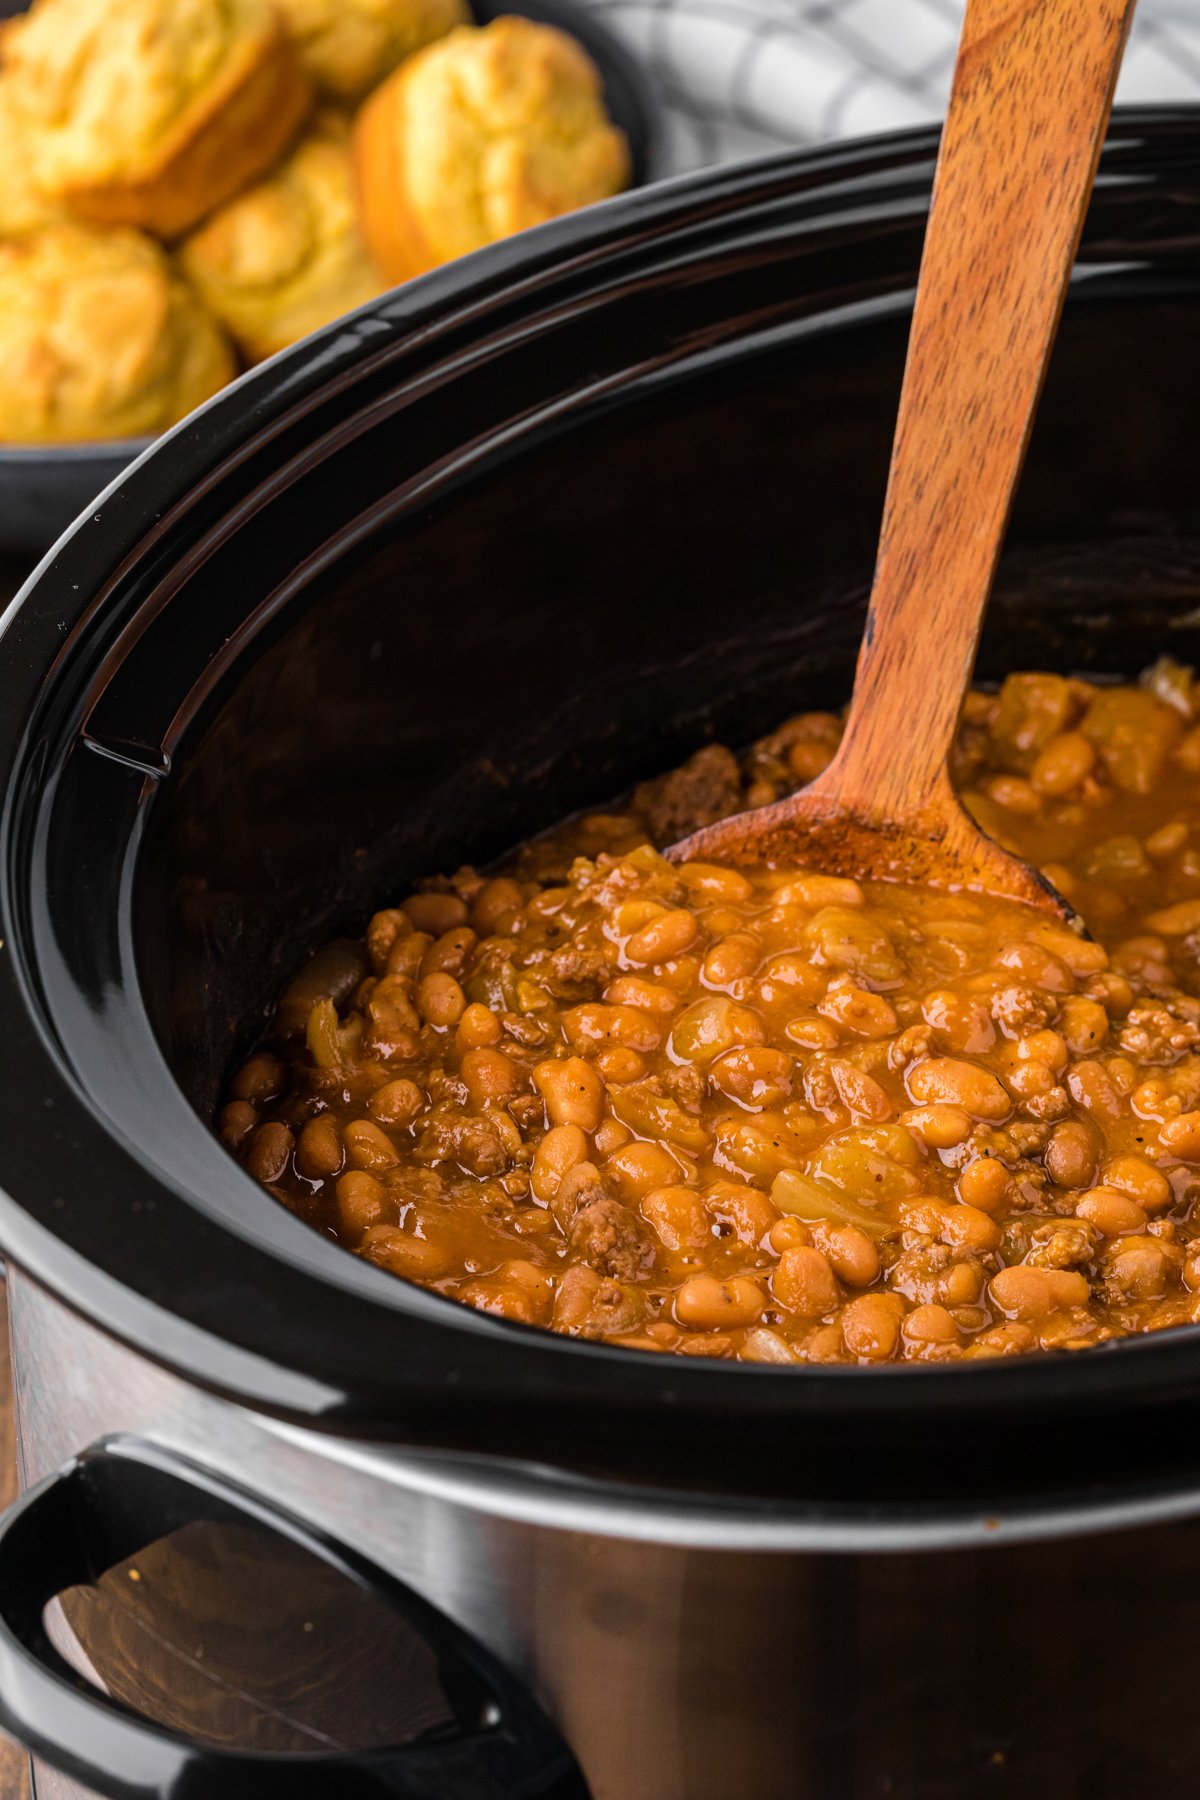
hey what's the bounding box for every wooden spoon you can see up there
[671,0,1138,921]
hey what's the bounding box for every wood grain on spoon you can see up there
[672,0,1138,919]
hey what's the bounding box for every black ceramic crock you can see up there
[4,108,1200,1501]
[2,107,1200,1800]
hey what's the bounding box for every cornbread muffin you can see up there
[274,0,469,101]
[0,80,61,237]
[355,16,630,282]
[181,114,384,363]
[2,0,312,237]
[0,225,235,442]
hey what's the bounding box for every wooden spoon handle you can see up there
[817,0,1137,825]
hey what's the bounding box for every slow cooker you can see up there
[1,111,1200,1800]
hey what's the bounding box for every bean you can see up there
[902,1303,960,1348]
[604,977,680,1015]
[462,1047,524,1108]
[675,1274,764,1329]
[366,908,410,973]
[383,932,431,979]
[344,1119,399,1172]
[229,1053,285,1104]
[809,1221,879,1287]
[369,1077,424,1128]
[819,986,898,1038]
[709,1046,793,1108]
[829,1059,894,1122]
[625,909,698,966]
[417,972,466,1028]
[362,1225,449,1280]
[473,877,524,934]
[990,1265,1088,1320]
[1045,1119,1099,1190]
[1075,1187,1147,1237]
[1059,997,1109,1055]
[1160,1111,1200,1160]
[902,1105,973,1150]
[784,1015,841,1050]
[421,926,478,978]
[1029,925,1109,978]
[756,953,827,1008]
[964,1321,1037,1359]
[1103,1154,1172,1212]
[404,892,469,934]
[604,1140,684,1198]
[768,1216,811,1253]
[459,1278,547,1325]
[1066,1060,1124,1123]
[772,1246,840,1316]
[1145,821,1189,859]
[840,1293,905,1361]
[1018,1029,1069,1073]
[295,1114,344,1180]
[455,1003,501,1053]
[702,934,761,988]
[704,1180,777,1247]
[908,1057,1010,1121]
[641,1186,710,1250]
[563,1003,662,1053]
[922,991,996,1055]
[775,874,863,908]
[533,1057,604,1131]
[595,1046,648,1084]
[986,775,1041,814]
[244,1121,293,1183]
[1103,1235,1174,1301]
[593,1118,631,1156]
[787,739,835,782]
[941,1262,984,1306]
[1145,899,1200,936]
[1030,731,1095,796]
[956,1156,1009,1212]
[669,996,766,1064]
[901,1198,1001,1253]
[531,1123,589,1204]
[336,1170,388,1237]
[218,1100,257,1150]
[677,863,754,903]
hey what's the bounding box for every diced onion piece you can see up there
[740,1327,798,1365]
[770,1168,890,1237]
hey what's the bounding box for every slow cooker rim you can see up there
[4,112,1200,1499]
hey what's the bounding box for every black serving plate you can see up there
[0,0,663,557]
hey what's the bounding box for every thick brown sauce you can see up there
[221,665,1200,1364]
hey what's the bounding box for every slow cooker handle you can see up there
[0,1435,591,1800]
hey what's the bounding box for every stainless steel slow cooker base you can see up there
[17,1265,1200,1800]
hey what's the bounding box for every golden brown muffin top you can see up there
[3,0,283,189]
[0,224,235,442]
[180,113,384,361]
[0,78,62,236]
[274,0,468,101]
[390,17,630,264]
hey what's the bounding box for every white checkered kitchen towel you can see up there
[582,0,1200,171]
